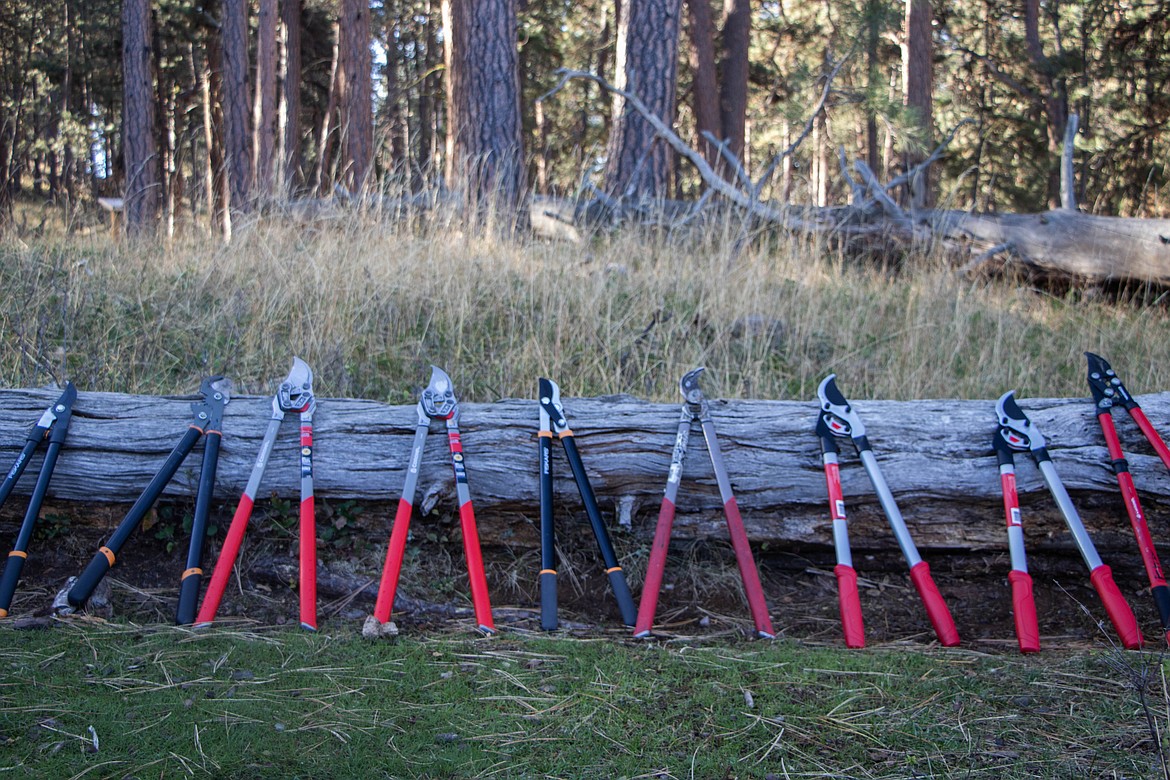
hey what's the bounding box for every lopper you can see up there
[635,367,774,639]
[817,374,960,647]
[66,376,230,625]
[995,390,1143,649]
[0,383,77,617]
[537,377,637,630]
[373,366,494,634]
[1084,352,1170,643]
[196,358,320,630]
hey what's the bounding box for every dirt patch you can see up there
[0,501,1163,650]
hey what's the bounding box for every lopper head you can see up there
[1085,352,1135,410]
[817,374,865,439]
[193,376,232,430]
[421,366,458,421]
[35,382,78,432]
[995,391,1043,453]
[538,377,569,434]
[277,357,315,415]
[679,367,706,407]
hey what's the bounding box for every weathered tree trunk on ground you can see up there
[121,0,160,234]
[3,388,1169,558]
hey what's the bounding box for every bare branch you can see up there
[700,130,753,190]
[854,160,907,221]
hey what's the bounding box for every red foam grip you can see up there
[1090,565,1144,649]
[908,561,960,647]
[299,496,317,630]
[1007,570,1040,653]
[373,498,415,623]
[634,498,676,637]
[196,494,255,626]
[458,501,495,632]
[834,564,865,649]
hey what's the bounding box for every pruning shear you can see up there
[818,374,960,647]
[995,390,1143,650]
[537,377,637,630]
[635,367,774,639]
[197,358,319,630]
[1084,352,1170,644]
[0,383,77,617]
[67,376,231,625]
[373,366,495,634]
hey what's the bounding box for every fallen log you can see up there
[1,386,1169,557]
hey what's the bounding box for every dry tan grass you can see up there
[2,207,1168,403]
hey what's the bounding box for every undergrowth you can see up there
[2,208,1168,403]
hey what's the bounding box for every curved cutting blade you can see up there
[278,357,315,414]
[538,377,567,433]
[995,390,1041,452]
[680,367,706,406]
[817,374,863,439]
[421,365,457,420]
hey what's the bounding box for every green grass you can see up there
[2,211,1170,403]
[0,622,1166,778]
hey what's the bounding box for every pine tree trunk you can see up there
[442,0,526,207]
[280,0,303,193]
[685,0,721,170]
[1024,0,1067,210]
[121,0,160,234]
[253,0,279,198]
[338,0,373,193]
[718,0,750,164]
[604,0,683,200]
[221,0,252,216]
[902,0,933,208]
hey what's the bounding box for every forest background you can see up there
[2,0,1168,239]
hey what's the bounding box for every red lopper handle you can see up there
[1090,565,1143,649]
[834,564,865,649]
[634,497,676,638]
[299,495,317,630]
[195,494,256,626]
[1007,570,1041,653]
[908,561,960,647]
[457,500,495,633]
[373,497,415,624]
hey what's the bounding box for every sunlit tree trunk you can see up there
[122,0,160,233]
[902,0,933,208]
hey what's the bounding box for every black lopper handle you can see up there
[540,571,558,631]
[538,435,558,630]
[175,573,203,626]
[0,554,27,617]
[69,550,114,607]
[176,432,221,625]
[607,568,637,627]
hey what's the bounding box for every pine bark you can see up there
[121,0,160,233]
[338,0,373,192]
[605,0,683,200]
[280,0,303,192]
[902,0,933,208]
[253,0,279,198]
[718,0,750,163]
[685,0,721,169]
[221,0,252,216]
[442,0,526,206]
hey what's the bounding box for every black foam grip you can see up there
[0,555,27,614]
[540,571,558,631]
[69,552,113,607]
[175,572,202,626]
[608,569,637,627]
[1153,585,1170,631]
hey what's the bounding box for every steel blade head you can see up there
[194,375,231,428]
[1084,351,1129,408]
[995,390,1041,451]
[538,377,567,432]
[421,366,457,420]
[817,374,863,438]
[278,357,314,413]
[679,367,706,405]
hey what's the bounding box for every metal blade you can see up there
[679,367,706,406]
[538,377,568,434]
[995,390,1042,452]
[817,374,864,439]
[421,365,457,420]
[35,382,78,429]
[1085,351,1133,409]
[278,357,315,415]
[194,375,231,429]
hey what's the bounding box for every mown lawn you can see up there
[0,620,1165,779]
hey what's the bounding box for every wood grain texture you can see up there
[2,387,1169,555]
